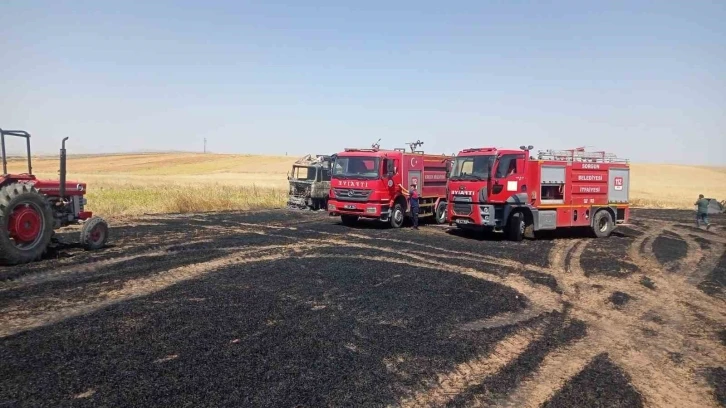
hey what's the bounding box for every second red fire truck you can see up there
[446,146,630,240]
[328,141,450,228]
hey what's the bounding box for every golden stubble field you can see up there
[5,153,726,217]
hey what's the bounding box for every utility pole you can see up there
[204,138,207,154]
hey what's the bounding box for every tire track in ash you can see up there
[467,219,726,408]
[0,226,289,289]
[600,222,725,408]
[274,216,726,407]
[398,319,551,407]
[581,222,725,407]
[484,238,601,408]
[300,241,563,314]
[0,242,329,338]
[336,232,576,291]
[680,232,726,287]
[296,214,725,407]
[295,238,572,407]
[492,339,600,408]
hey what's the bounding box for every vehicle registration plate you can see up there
[455,219,470,224]
[344,204,357,209]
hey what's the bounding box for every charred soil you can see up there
[1,208,725,407]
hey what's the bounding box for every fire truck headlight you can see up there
[366,207,377,214]
[328,203,336,211]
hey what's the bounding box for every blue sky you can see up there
[1,0,724,164]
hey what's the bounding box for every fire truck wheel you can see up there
[0,182,54,265]
[390,203,405,228]
[592,210,614,238]
[80,217,109,250]
[435,202,447,224]
[507,212,525,241]
[341,215,358,226]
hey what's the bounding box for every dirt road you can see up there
[1,209,724,407]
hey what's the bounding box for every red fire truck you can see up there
[328,141,450,228]
[446,146,630,240]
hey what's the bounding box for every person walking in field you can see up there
[695,194,711,230]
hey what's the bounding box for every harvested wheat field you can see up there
[0,208,725,407]
[6,153,726,216]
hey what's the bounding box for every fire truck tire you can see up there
[341,215,358,226]
[0,182,54,265]
[390,203,405,228]
[507,212,525,241]
[80,217,109,250]
[592,210,614,238]
[435,202,447,224]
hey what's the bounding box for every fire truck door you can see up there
[490,154,526,203]
[408,171,421,190]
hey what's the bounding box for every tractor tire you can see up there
[506,212,525,242]
[435,201,447,224]
[341,215,358,226]
[0,182,54,265]
[80,216,109,250]
[592,210,614,238]
[390,202,405,228]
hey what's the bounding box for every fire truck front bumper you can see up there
[451,204,497,228]
[328,201,390,219]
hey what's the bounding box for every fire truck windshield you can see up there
[332,156,381,179]
[450,155,495,181]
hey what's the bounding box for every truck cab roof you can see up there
[456,147,524,156]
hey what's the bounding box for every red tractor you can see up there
[0,128,109,265]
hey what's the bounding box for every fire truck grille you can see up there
[453,203,473,215]
[333,188,372,202]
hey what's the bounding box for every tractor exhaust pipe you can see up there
[60,137,68,200]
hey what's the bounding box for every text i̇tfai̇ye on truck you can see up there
[446,145,630,240]
[327,140,451,228]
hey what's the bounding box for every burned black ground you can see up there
[0,208,724,407]
[540,353,644,408]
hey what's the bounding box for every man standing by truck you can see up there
[695,194,711,230]
[409,183,420,230]
[399,183,420,230]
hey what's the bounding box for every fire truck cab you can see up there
[446,146,630,240]
[328,141,450,228]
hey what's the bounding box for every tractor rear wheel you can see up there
[80,216,109,250]
[0,183,54,265]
